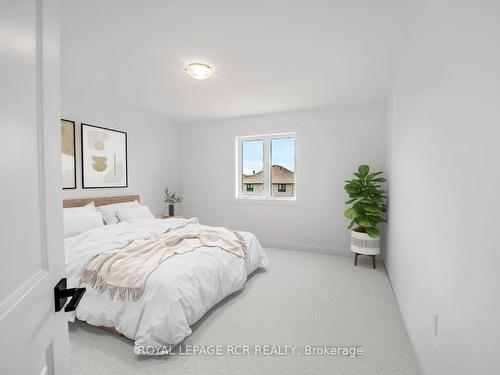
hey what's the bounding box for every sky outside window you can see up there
[242,140,263,176]
[271,138,295,171]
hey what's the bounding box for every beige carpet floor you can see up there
[69,248,418,375]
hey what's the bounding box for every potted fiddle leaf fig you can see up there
[344,165,387,265]
[164,187,182,217]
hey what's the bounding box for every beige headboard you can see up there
[63,195,140,208]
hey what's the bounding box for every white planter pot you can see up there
[350,230,380,255]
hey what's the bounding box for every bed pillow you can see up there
[63,201,96,215]
[97,200,140,224]
[63,210,104,238]
[116,205,155,222]
[63,213,83,238]
[63,202,100,238]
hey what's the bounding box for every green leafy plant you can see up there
[344,165,387,238]
[164,187,182,205]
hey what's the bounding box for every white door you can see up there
[0,1,70,374]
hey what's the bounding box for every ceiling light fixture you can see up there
[185,62,213,80]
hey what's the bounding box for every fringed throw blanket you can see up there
[81,227,247,302]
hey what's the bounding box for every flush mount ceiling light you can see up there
[185,62,213,80]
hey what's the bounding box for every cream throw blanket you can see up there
[81,227,247,302]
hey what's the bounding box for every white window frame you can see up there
[235,132,299,204]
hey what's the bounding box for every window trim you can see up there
[235,132,298,203]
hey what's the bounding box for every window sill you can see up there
[233,197,300,206]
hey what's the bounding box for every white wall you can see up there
[180,102,386,255]
[61,90,179,215]
[386,1,500,374]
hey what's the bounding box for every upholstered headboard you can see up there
[63,195,140,208]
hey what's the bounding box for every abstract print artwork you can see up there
[61,119,76,189]
[81,123,128,188]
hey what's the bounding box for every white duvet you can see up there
[65,217,267,355]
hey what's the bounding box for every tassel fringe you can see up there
[81,269,144,302]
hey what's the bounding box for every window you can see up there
[271,137,295,197]
[241,140,263,196]
[236,133,296,200]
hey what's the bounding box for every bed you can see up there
[63,196,267,355]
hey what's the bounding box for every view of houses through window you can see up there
[240,134,295,199]
[241,139,264,196]
[270,137,295,197]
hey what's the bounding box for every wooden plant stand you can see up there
[353,252,377,269]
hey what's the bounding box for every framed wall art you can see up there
[61,119,76,189]
[81,123,128,188]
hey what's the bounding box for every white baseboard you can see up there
[260,241,351,257]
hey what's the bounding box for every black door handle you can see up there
[54,278,86,312]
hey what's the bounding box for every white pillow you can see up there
[63,213,84,238]
[63,202,101,238]
[63,210,104,238]
[116,205,154,222]
[97,200,140,224]
[63,201,96,215]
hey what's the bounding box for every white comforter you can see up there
[65,217,267,355]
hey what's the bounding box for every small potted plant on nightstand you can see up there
[344,165,387,269]
[164,187,182,217]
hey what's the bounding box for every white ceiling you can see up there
[61,0,414,124]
